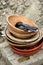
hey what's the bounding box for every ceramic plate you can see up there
[5,28,40,44]
[7,37,42,47]
[9,41,43,56]
[5,28,42,45]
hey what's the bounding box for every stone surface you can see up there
[0,0,43,29]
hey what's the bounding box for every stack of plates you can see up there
[5,15,43,56]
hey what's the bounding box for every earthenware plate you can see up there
[5,28,39,44]
[8,39,43,52]
[6,33,42,47]
[5,28,42,44]
[9,41,43,56]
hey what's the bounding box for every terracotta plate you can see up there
[5,28,41,44]
[9,41,43,56]
[6,35,42,47]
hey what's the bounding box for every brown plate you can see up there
[6,36,42,47]
[7,15,38,34]
[9,41,43,56]
[6,32,42,47]
[5,28,42,45]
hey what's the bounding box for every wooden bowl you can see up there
[7,25,38,39]
[5,28,41,44]
[9,41,43,56]
[7,15,38,34]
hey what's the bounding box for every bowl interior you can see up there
[7,15,37,29]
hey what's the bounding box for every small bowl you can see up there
[7,15,38,34]
[9,41,43,56]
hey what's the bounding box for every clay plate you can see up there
[5,28,40,44]
[6,30,42,47]
[9,41,43,56]
[8,39,43,52]
[6,35,42,48]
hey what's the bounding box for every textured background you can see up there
[0,0,43,65]
[0,0,43,28]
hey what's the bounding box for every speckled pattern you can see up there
[0,0,43,29]
[0,0,43,65]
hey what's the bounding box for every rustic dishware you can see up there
[7,25,38,39]
[8,38,43,52]
[5,28,40,44]
[9,41,43,56]
[7,15,38,34]
[6,34,42,48]
[6,28,42,47]
[6,35,42,48]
